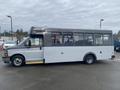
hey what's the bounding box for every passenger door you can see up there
[24,37,44,62]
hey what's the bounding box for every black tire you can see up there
[84,54,96,64]
[11,55,25,67]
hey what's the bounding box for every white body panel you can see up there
[44,46,114,63]
[3,28,114,65]
[8,48,43,61]
[7,46,114,63]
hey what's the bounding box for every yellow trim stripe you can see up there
[26,60,43,64]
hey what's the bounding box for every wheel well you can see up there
[10,54,25,61]
[83,53,97,61]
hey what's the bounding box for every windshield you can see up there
[18,37,29,45]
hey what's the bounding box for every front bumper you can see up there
[2,57,11,64]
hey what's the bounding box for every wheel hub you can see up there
[14,58,22,66]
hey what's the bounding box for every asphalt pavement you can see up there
[0,57,120,90]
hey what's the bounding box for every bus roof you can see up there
[30,27,112,34]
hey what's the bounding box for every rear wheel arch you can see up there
[84,52,97,60]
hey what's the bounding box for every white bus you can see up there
[2,27,114,66]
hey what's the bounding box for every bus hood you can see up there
[6,45,25,50]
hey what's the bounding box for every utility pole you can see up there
[100,19,104,29]
[7,15,13,40]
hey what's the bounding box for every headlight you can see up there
[4,50,8,57]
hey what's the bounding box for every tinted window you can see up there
[94,34,103,45]
[73,33,84,46]
[51,32,63,46]
[63,32,74,46]
[84,34,94,46]
[50,32,112,46]
[103,34,112,45]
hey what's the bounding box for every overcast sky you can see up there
[0,0,120,33]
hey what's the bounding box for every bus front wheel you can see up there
[11,55,25,67]
[84,54,96,64]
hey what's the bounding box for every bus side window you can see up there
[63,32,74,46]
[94,34,103,46]
[84,34,94,46]
[73,33,84,46]
[51,32,62,46]
[103,34,112,45]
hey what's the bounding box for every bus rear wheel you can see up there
[84,54,96,64]
[11,55,25,67]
